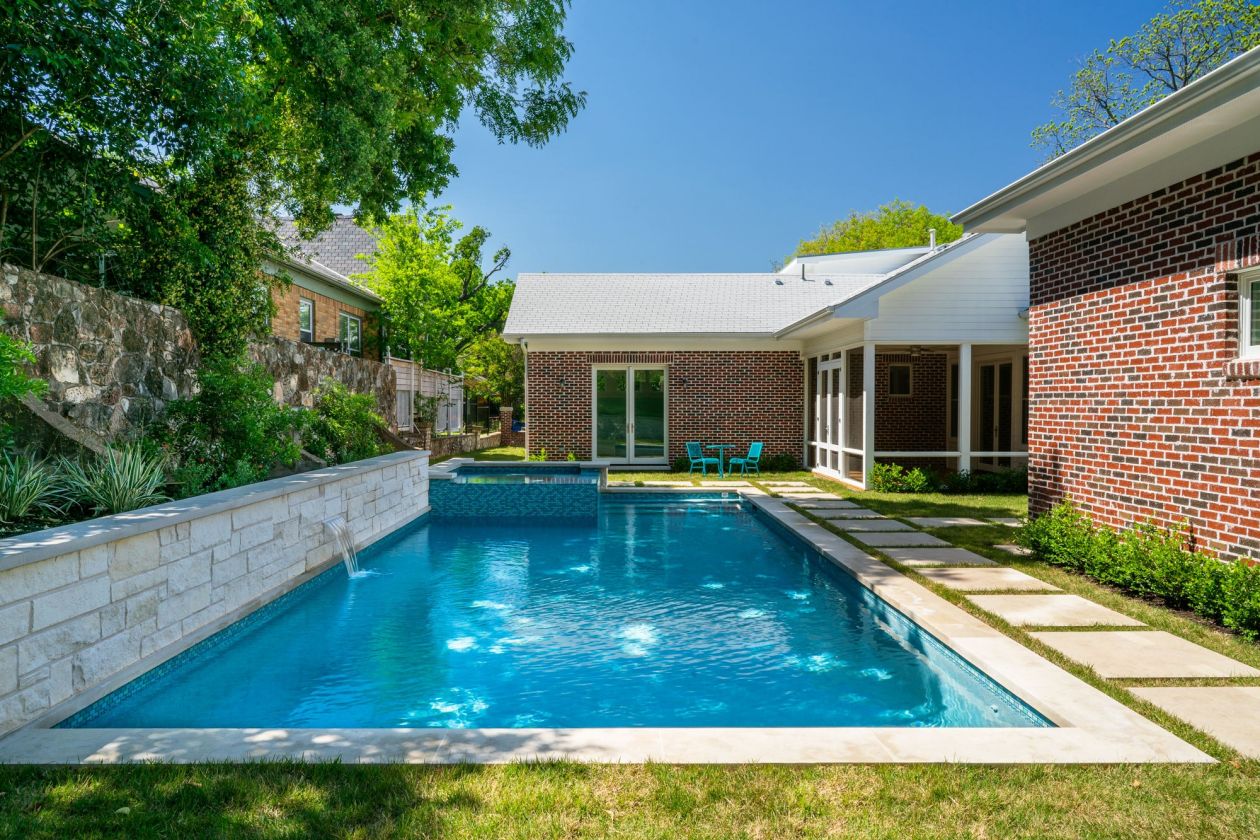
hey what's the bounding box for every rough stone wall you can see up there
[248,336,394,422]
[1027,152,1260,561]
[1,264,200,436]
[0,450,429,735]
[1,267,397,442]
[525,350,804,465]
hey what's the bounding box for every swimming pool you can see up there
[64,496,1047,729]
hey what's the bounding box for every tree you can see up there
[1032,0,1260,158]
[364,206,515,372]
[1,0,583,349]
[461,336,524,412]
[793,200,962,258]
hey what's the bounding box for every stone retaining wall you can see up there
[1,265,396,444]
[0,450,429,736]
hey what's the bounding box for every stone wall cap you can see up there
[0,450,429,571]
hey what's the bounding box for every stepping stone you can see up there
[905,516,988,528]
[764,481,811,487]
[882,547,996,566]
[833,519,914,532]
[1129,687,1260,758]
[608,480,637,487]
[811,508,884,520]
[1029,631,1260,679]
[642,481,695,487]
[700,480,751,487]
[855,531,952,548]
[967,594,1144,627]
[791,499,859,510]
[990,517,1024,527]
[776,491,841,499]
[915,566,1061,592]
[995,543,1033,557]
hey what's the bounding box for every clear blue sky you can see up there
[435,0,1165,274]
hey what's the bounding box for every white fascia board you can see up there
[513,335,803,352]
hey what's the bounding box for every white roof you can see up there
[780,246,929,277]
[503,272,885,337]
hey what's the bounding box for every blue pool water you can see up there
[450,465,601,484]
[67,497,1047,729]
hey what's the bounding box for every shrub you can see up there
[671,456,690,473]
[302,380,388,465]
[155,356,302,496]
[61,444,168,516]
[527,448,548,462]
[1018,500,1260,640]
[0,451,62,524]
[760,452,799,472]
[868,462,934,493]
[940,468,1028,494]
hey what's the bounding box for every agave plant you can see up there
[0,452,62,524]
[61,444,169,516]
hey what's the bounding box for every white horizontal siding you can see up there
[864,235,1029,343]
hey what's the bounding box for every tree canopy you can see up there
[363,206,515,373]
[792,200,962,258]
[1,0,582,353]
[461,336,525,412]
[1032,0,1260,158]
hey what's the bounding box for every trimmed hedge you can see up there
[1018,501,1260,640]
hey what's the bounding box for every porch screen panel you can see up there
[845,349,863,450]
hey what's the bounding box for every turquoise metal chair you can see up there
[685,441,720,475]
[728,442,763,475]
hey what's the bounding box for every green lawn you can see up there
[6,473,1260,837]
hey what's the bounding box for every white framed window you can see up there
[888,363,912,397]
[1242,270,1260,359]
[338,311,362,355]
[298,298,314,343]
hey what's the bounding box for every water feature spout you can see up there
[323,515,360,576]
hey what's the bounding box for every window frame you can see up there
[338,311,362,356]
[298,297,315,343]
[887,362,913,397]
[1242,269,1260,359]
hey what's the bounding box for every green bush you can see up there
[940,468,1028,494]
[61,444,168,516]
[301,380,388,465]
[155,356,302,496]
[1019,500,1260,640]
[0,451,62,524]
[671,456,690,473]
[759,452,799,472]
[868,462,934,493]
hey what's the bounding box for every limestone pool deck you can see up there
[0,484,1214,765]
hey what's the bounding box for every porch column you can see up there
[862,342,876,487]
[958,343,972,473]
[837,350,846,466]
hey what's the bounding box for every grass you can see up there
[5,470,1260,837]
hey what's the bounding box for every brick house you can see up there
[502,233,1030,479]
[955,48,1260,561]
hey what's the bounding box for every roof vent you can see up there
[824,279,833,286]
[929,228,937,250]
[775,279,784,285]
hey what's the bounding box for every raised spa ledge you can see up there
[0,450,431,570]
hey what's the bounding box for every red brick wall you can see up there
[1028,152,1260,561]
[525,350,804,465]
[875,352,948,453]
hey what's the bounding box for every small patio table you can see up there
[706,443,733,477]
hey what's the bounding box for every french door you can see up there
[593,367,667,463]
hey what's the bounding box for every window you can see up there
[888,363,912,396]
[298,298,314,343]
[1243,273,1260,358]
[338,311,362,355]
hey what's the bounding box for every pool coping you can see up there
[0,490,1213,765]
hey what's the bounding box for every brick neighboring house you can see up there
[502,233,1030,477]
[955,47,1260,561]
[268,216,384,360]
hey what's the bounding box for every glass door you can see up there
[594,368,667,462]
[977,361,1013,468]
[595,370,628,459]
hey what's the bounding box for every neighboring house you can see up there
[955,47,1260,561]
[268,216,383,360]
[269,214,466,434]
[501,233,1030,477]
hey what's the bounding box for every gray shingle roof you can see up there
[503,273,886,336]
[274,215,379,279]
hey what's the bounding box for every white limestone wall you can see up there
[0,450,429,736]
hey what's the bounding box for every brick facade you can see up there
[1027,152,1260,561]
[525,350,804,465]
[271,284,378,359]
